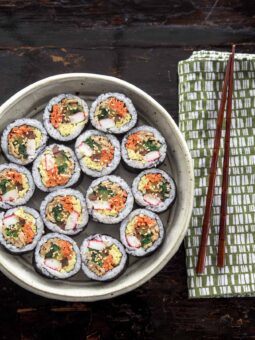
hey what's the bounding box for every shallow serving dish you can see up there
[0,73,194,301]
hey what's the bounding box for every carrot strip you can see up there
[125,133,141,150]
[100,149,114,165]
[136,216,155,227]
[109,194,126,212]
[23,223,35,243]
[6,170,23,184]
[109,98,128,117]
[58,240,73,259]
[103,255,113,270]
[50,104,62,128]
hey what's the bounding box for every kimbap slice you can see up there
[40,189,88,235]
[132,169,176,213]
[32,144,80,192]
[86,175,134,224]
[90,93,137,134]
[120,209,164,256]
[0,163,35,209]
[75,130,121,177]
[80,234,127,281]
[121,125,167,170]
[1,118,48,165]
[0,206,44,254]
[34,233,81,279]
[43,94,89,141]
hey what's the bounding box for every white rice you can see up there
[80,234,127,281]
[75,129,121,177]
[32,144,81,192]
[43,94,89,141]
[120,209,164,256]
[90,92,137,134]
[86,175,134,224]
[0,206,44,254]
[34,232,81,279]
[1,118,48,165]
[121,125,167,170]
[0,163,35,209]
[132,168,176,213]
[40,189,88,235]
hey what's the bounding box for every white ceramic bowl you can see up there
[0,74,194,301]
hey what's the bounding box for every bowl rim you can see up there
[0,73,194,301]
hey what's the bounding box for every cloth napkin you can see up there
[178,50,255,298]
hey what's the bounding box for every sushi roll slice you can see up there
[40,189,88,235]
[120,209,164,257]
[34,233,81,279]
[86,175,134,224]
[1,118,48,165]
[0,206,44,254]
[121,125,167,170]
[90,93,137,134]
[80,234,127,281]
[32,144,80,192]
[132,169,176,213]
[0,163,35,209]
[43,94,89,141]
[75,130,121,177]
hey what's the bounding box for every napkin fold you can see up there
[179,51,255,298]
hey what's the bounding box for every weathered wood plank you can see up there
[0,24,254,48]
[0,0,254,27]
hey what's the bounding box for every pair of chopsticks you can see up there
[196,45,235,274]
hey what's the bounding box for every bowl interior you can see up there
[0,74,194,301]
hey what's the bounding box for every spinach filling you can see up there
[45,243,61,259]
[143,140,160,152]
[141,232,153,247]
[85,137,102,151]
[97,107,109,120]
[160,181,169,200]
[55,151,69,175]
[52,205,64,223]
[63,101,83,116]
[97,185,114,200]
[0,179,10,195]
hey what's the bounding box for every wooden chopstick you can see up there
[217,45,235,267]
[196,48,235,274]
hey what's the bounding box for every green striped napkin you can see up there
[179,51,255,298]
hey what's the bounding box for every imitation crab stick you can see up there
[65,211,79,230]
[143,194,161,206]
[78,142,93,157]
[3,214,18,226]
[2,189,19,202]
[126,235,141,248]
[144,151,160,162]
[44,258,62,271]
[99,118,115,129]
[88,239,105,251]
[69,112,85,124]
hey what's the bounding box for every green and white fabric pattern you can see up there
[179,51,255,298]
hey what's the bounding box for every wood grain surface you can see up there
[0,1,255,339]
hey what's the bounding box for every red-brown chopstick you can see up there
[217,45,235,267]
[196,48,235,274]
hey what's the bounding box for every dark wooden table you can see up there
[1,1,255,339]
